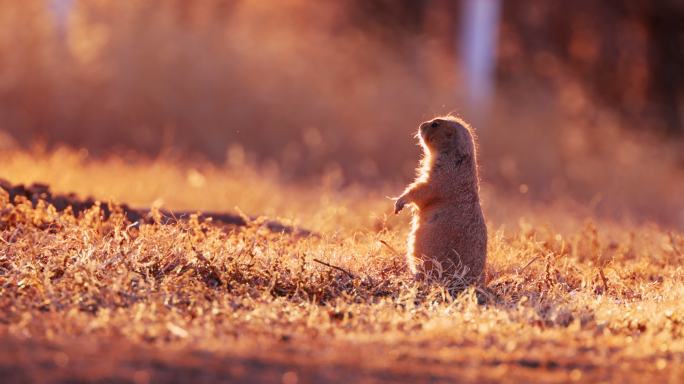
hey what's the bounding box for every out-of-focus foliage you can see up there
[499,0,684,135]
[0,0,453,181]
[0,0,682,227]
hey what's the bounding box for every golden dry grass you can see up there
[1,148,684,383]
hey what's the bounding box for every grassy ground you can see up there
[2,149,684,383]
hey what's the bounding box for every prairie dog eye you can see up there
[430,121,440,128]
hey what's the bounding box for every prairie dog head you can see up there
[418,116,476,159]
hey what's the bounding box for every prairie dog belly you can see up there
[410,204,486,279]
[410,206,459,269]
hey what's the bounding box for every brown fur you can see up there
[394,116,487,285]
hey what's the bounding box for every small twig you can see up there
[7,228,19,244]
[126,221,139,231]
[518,255,541,274]
[598,265,609,293]
[313,258,355,279]
[669,232,682,256]
[379,240,403,258]
[0,236,8,245]
[378,240,408,276]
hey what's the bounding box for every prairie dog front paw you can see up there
[394,196,407,214]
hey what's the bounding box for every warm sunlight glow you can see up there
[1,1,684,382]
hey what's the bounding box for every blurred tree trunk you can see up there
[645,2,684,135]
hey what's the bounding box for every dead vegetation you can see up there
[1,149,684,383]
[0,179,312,236]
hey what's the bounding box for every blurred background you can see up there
[1,0,683,227]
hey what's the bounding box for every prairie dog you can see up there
[394,116,487,285]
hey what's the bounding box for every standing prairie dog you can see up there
[394,116,487,285]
